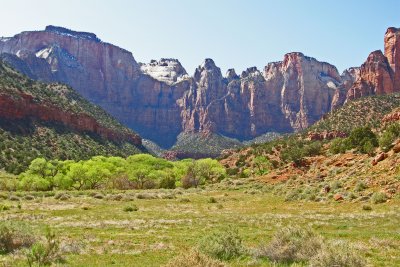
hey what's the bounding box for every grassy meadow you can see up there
[0,179,399,266]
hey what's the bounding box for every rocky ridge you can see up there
[0,26,399,149]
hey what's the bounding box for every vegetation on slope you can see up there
[309,93,400,133]
[171,133,243,158]
[0,61,145,174]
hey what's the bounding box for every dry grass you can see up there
[163,249,227,267]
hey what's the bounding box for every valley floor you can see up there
[0,184,399,266]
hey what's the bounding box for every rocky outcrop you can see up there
[384,27,400,90]
[307,131,348,141]
[140,58,189,85]
[346,51,394,100]
[346,27,400,101]
[1,25,399,149]
[0,93,141,145]
[382,108,400,124]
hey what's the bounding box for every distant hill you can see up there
[0,61,146,174]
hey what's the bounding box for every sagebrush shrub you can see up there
[0,221,35,253]
[310,241,366,267]
[257,226,323,263]
[26,227,63,267]
[198,227,243,260]
[371,192,387,204]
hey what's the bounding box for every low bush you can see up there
[159,176,176,189]
[208,197,218,203]
[354,181,367,192]
[257,226,323,263]
[371,192,387,204]
[163,249,226,267]
[329,138,351,154]
[309,241,366,267]
[123,205,138,212]
[0,221,35,253]
[198,227,243,260]
[26,228,63,266]
[362,205,372,211]
[257,226,367,266]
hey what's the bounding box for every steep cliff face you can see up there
[346,50,394,100]
[0,26,189,147]
[346,27,400,101]
[385,27,400,91]
[2,25,399,149]
[179,53,340,140]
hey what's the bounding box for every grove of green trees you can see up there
[16,155,226,191]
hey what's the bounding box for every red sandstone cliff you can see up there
[0,92,141,145]
[1,26,399,148]
[347,27,400,101]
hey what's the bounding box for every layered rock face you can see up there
[0,26,187,147]
[179,53,341,140]
[347,27,400,100]
[385,27,400,90]
[1,25,399,148]
[0,93,141,145]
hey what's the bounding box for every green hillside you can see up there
[0,61,146,174]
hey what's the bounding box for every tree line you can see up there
[17,154,226,191]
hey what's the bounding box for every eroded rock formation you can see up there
[1,25,399,148]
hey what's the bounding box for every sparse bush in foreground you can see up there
[257,226,323,263]
[26,227,63,267]
[0,221,35,253]
[371,192,387,204]
[310,241,366,267]
[198,227,243,260]
[163,249,226,267]
[123,204,138,212]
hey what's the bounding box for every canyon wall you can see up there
[1,26,399,147]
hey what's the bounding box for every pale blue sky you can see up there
[1,0,399,74]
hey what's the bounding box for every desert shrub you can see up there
[159,176,176,189]
[348,126,378,153]
[330,180,342,190]
[354,181,367,192]
[208,197,218,203]
[379,131,396,152]
[107,193,124,201]
[281,145,305,165]
[310,241,366,267]
[123,204,138,212]
[24,195,35,200]
[362,205,372,211]
[0,204,11,211]
[253,156,272,175]
[54,192,70,200]
[371,192,387,204]
[239,169,251,178]
[163,249,226,267]
[26,228,63,266]
[109,175,135,190]
[329,138,352,154]
[92,193,104,199]
[305,141,323,156]
[257,226,323,263]
[284,189,302,202]
[9,195,20,201]
[226,167,239,176]
[136,192,156,199]
[360,140,376,155]
[198,227,243,260]
[0,221,35,253]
